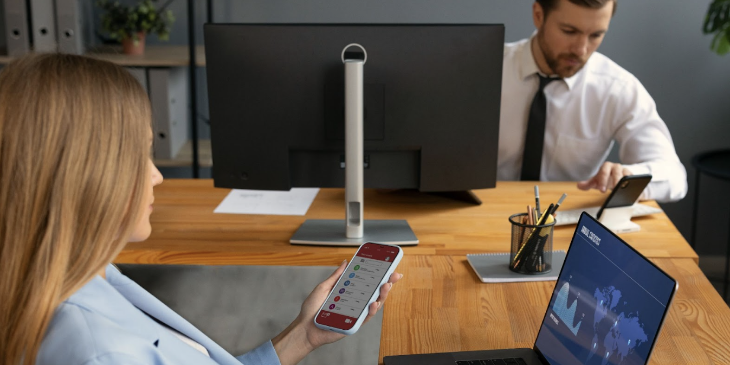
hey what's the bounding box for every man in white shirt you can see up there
[499,0,687,202]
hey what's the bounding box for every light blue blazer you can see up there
[37,265,281,365]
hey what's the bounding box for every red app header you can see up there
[356,242,399,262]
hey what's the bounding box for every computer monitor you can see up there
[204,24,504,245]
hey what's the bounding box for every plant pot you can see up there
[121,32,146,55]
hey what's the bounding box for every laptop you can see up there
[384,212,678,365]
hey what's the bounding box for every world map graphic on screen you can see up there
[585,286,648,365]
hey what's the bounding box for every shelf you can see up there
[0,45,206,67]
[155,139,212,168]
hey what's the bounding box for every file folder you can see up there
[3,0,30,56]
[30,0,57,52]
[55,0,84,54]
[126,67,148,94]
[149,68,189,160]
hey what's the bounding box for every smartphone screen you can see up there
[316,242,399,330]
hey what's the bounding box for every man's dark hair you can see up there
[536,0,617,17]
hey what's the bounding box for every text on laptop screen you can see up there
[534,214,676,365]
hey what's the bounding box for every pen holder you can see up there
[508,213,555,275]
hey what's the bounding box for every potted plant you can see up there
[703,0,730,55]
[97,0,175,55]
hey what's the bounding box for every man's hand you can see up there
[272,260,403,365]
[577,162,632,193]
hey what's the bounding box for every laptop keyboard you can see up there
[456,358,528,365]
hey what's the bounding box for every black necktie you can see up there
[521,74,559,181]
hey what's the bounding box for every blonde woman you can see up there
[0,54,401,365]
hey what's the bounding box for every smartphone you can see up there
[314,242,403,335]
[596,174,652,219]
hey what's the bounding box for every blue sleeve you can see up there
[235,340,282,365]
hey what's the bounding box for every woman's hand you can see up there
[272,260,403,365]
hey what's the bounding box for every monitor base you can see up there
[427,190,482,205]
[290,219,419,246]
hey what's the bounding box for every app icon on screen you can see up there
[344,280,351,286]
[339,288,346,294]
[349,273,356,278]
[329,304,335,310]
[334,296,341,302]
[354,265,360,270]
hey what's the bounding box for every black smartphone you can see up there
[596,174,652,219]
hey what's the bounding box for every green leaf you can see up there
[96,0,175,42]
[704,0,730,55]
[718,33,730,55]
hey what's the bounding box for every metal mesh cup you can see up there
[508,213,555,275]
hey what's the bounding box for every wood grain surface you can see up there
[111,179,728,364]
[378,256,730,365]
[115,179,697,265]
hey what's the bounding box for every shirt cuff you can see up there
[621,163,651,177]
[236,340,282,365]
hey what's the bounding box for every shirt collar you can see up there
[520,32,580,91]
[104,264,231,362]
[64,268,160,346]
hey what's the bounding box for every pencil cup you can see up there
[508,213,555,275]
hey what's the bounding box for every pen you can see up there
[519,212,554,271]
[548,193,568,216]
[538,203,554,226]
[534,185,541,219]
[512,203,554,270]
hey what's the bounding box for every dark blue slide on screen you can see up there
[534,215,675,365]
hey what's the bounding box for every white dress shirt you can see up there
[498,36,687,203]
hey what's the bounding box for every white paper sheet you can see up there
[214,188,320,216]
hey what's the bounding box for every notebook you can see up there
[384,212,678,365]
[466,251,567,283]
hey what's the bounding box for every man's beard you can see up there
[537,32,587,78]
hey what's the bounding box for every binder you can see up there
[3,0,31,56]
[30,0,57,52]
[54,0,84,54]
[466,250,566,283]
[149,67,189,160]
[125,67,148,94]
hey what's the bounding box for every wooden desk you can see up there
[113,179,727,365]
[116,179,697,265]
[380,255,730,365]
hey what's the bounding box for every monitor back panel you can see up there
[205,24,504,192]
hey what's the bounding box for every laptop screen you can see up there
[533,213,677,365]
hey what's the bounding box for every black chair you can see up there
[691,149,730,300]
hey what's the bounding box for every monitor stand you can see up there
[598,206,641,234]
[290,45,418,247]
[290,219,418,246]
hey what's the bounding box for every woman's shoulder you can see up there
[37,301,158,365]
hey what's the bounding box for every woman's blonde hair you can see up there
[0,53,151,365]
